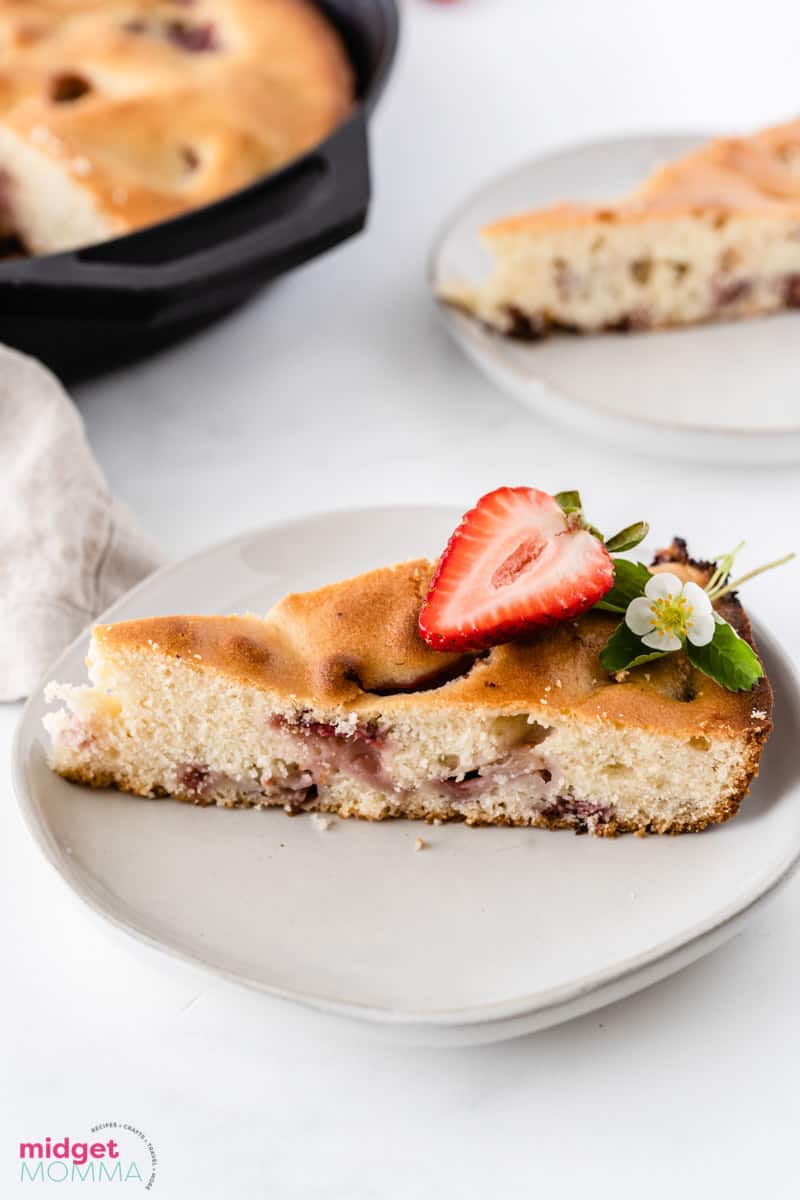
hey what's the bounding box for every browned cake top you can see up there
[0,0,354,230]
[94,547,773,741]
[485,119,800,237]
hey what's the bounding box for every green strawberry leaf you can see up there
[554,490,582,516]
[594,559,652,613]
[599,622,669,673]
[685,618,763,692]
[604,520,650,553]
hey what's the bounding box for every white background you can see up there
[4,0,800,1194]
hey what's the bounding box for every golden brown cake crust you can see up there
[0,0,354,233]
[62,541,774,839]
[484,119,800,238]
[95,546,773,748]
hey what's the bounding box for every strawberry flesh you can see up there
[419,487,614,651]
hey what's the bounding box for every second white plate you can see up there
[13,507,800,1044]
[430,133,800,463]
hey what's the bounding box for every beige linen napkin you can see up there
[0,345,163,701]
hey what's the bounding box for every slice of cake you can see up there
[44,541,772,837]
[439,118,800,337]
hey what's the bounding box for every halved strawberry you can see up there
[419,487,614,651]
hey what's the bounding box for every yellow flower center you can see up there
[650,593,693,639]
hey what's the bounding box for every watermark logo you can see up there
[18,1123,157,1188]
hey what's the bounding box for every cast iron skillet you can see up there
[0,0,399,380]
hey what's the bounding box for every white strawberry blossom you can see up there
[625,572,715,652]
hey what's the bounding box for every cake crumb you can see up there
[432,818,442,826]
[311,813,332,831]
[751,709,767,720]
[555,678,563,688]
[30,124,51,146]
[414,836,426,852]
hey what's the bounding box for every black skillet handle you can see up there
[10,110,371,305]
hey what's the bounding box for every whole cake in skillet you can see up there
[0,0,354,256]
[439,118,800,338]
[44,487,783,837]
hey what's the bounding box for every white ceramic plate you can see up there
[13,507,800,1045]
[430,133,800,463]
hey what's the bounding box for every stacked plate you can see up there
[14,508,800,1045]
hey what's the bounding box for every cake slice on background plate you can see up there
[45,487,787,837]
[438,118,800,338]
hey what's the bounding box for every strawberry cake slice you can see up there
[43,489,774,837]
[438,118,800,338]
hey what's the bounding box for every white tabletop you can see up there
[4,1,800,1194]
